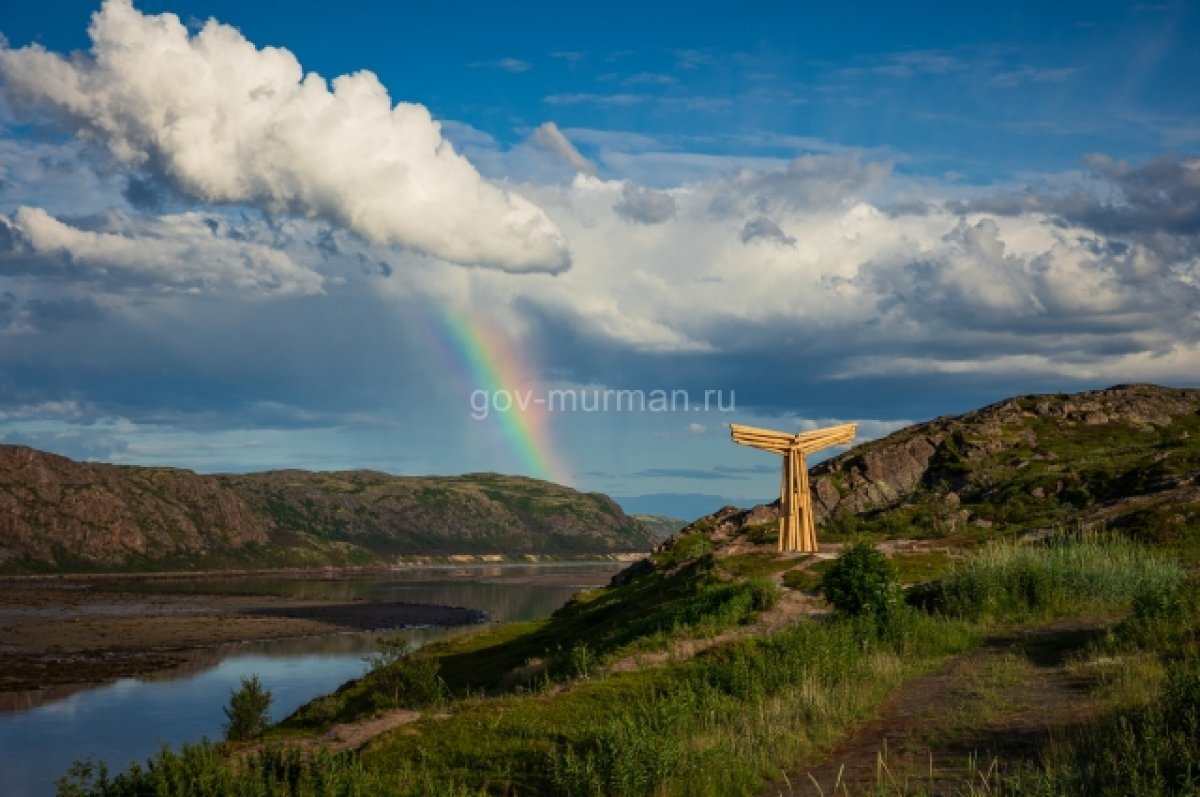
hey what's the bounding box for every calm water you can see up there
[0,563,620,797]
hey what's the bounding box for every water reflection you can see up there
[0,563,620,797]
[121,563,614,623]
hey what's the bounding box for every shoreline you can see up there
[0,552,647,583]
[0,579,488,706]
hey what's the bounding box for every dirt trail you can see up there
[605,587,823,675]
[318,709,423,752]
[762,619,1113,797]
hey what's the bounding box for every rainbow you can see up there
[424,307,571,485]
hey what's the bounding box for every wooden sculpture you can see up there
[730,422,857,552]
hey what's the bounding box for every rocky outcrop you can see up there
[809,384,1200,525]
[682,384,1200,543]
[0,449,657,572]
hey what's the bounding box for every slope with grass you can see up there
[58,511,1194,796]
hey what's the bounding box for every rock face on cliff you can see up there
[809,384,1200,537]
[688,384,1200,546]
[0,450,657,573]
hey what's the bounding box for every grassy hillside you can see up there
[60,522,1198,796]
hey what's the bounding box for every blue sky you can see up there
[1,0,1198,519]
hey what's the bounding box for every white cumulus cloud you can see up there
[0,0,569,274]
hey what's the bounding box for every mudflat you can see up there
[0,576,485,704]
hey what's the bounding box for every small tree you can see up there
[821,539,898,617]
[223,674,272,741]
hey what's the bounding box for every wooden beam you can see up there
[730,422,794,438]
[730,420,857,553]
[730,424,794,444]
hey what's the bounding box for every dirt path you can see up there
[605,587,824,675]
[762,618,1114,796]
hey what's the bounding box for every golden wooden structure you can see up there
[729,422,857,552]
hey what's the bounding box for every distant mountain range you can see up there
[0,449,658,573]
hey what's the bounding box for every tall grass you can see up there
[1000,576,1200,796]
[911,531,1184,621]
[867,576,1200,797]
[55,743,459,797]
[364,608,979,796]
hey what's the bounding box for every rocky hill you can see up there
[696,384,1200,548]
[0,448,657,573]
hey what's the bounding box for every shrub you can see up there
[366,635,446,710]
[223,674,272,742]
[746,576,780,612]
[820,540,899,617]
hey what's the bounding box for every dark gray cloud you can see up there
[613,181,676,224]
[945,155,1200,237]
[719,154,891,216]
[0,427,130,462]
[0,207,323,295]
[713,463,777,475]
[740,216,796,245]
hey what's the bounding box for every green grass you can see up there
[782,558,832,592]
[910,531,1184,621]
[60,609,979,797]
[61,533,1193,797]
[717,551,800,579]
[860,556,1200,796]
[890,550,958,584]
[283,553,776,730]
[360,609,979,796]
[932,576,1200,797]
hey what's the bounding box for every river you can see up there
[0,562,621,797]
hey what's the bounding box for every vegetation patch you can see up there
[910,531,1184,621]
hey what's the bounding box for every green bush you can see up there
[223,675,272,742]
[746,576,780,612]
[361,634,444,710]
[820,540,899,617]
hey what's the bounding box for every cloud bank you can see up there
[0,206,323,295]
[0,0,569,273]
